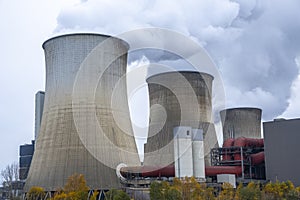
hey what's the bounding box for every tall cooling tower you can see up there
[25,34,140,191]
[220,107,262,141]
[144,71,218,166]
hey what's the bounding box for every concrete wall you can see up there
[220,107,262,141]
[263,118,300,186]
[25,34,140,191]
[144,71,218,167]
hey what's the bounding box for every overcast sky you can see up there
[0,0,300,174]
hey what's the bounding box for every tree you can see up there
[238,182,261,200]
[262,180,300,200]
[218,182,235,200]
[26,187,45,200]
[1,162,19,199]
[150,181,165,200]
[51,173,90,200]
[105,189,130,200]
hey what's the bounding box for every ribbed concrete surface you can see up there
[24,34,140,191]
[144,71,218,167]
[220,107,262,141]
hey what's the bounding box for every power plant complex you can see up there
[17,33,300,199]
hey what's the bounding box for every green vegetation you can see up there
[27,175,300,200]
[27,174,129,200]
[105,188,130,200]
[149,178,300,200]
[26,186,46,200]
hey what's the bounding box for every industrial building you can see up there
[263,118,300,186]
[18,32,300,199]
[220,107,262,141]
[19,141,35,181]
[144,71,218,167]
[34,91,45,140]
[19,91,45,182]
[24,33,140,192]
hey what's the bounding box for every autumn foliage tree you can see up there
[52,174,89,200]
[26,186,45,200]
[150,178,300,200]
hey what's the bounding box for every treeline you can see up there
[26,174,130,200]
[26,174,300,200]
[150,177,300,200]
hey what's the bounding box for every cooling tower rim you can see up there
[220,107,262,113]
[42,33,129,49]
[146,70,214,83]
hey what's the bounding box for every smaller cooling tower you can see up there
[144,71,218,167]
[220,107,262,141]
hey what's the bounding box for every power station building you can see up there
[19,141,35,181]
[24,34,140,191]
[34,91,45,140]
[22,32,300,197]
[144,71,218,167]
[19,91,45,181]
[220,107,262,141]
[263,118,300,186]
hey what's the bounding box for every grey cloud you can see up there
[55,0,300,121]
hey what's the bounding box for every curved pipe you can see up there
[250,152,265,165]
[222,138,235,161]
[119,137,264,179]
[120,165,243,178]
[120,165,175,178]
[234,137,264,160]
[205,166,242,176]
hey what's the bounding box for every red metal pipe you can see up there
[119,137,264,179]
[120,165,175,178]
[205,166,242,176]
[120,165,244,178]
[222,138,235,161]
[223,138,235,147]
[234,137,264,160]
[250,152,265,165]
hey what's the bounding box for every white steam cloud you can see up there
[55,0,300,121]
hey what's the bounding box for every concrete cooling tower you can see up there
[220,107,262,141]
[144,71,218,167]
[25,34,140,191]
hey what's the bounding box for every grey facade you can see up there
[25,33,140,191]
[34,91,45,140]
[144,71,218,167]
[220,107,262,141]
[19,141,34,180]
[263,118,300,186]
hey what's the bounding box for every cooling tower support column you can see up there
[25,34,140,191]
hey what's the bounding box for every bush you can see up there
[105,189,130,200]
[26,186,45,200]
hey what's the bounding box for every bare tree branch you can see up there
[1,162,19,198]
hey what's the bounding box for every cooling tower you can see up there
[144,71,218,167]
[24,33,140,191]
[220,107,262,141]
